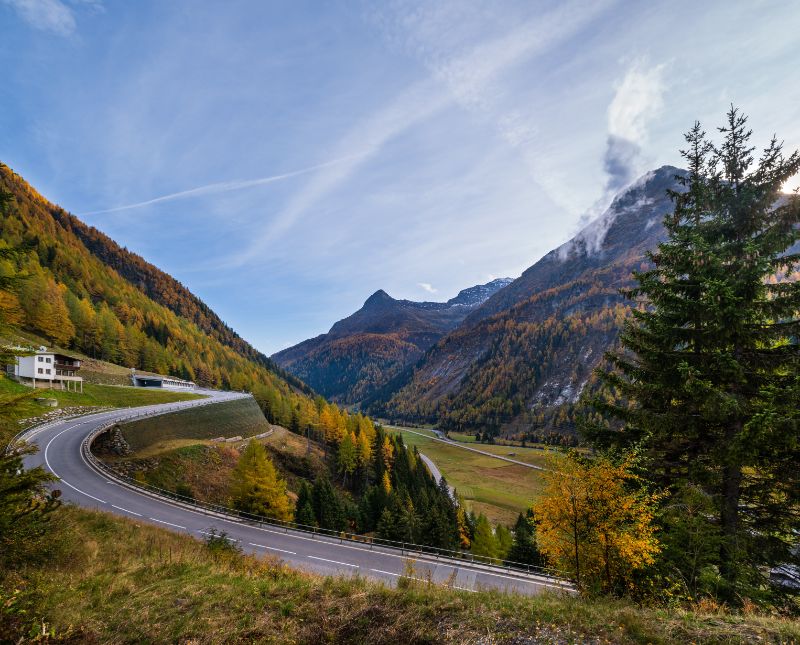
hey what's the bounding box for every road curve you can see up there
[20,390,569,596]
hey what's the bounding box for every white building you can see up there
[9,346,84,392]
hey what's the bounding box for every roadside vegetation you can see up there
[2,506,799,644]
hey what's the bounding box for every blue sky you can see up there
[2,0,799,354]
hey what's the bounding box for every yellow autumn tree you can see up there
[533,452,660,593]
[230,439,292,521]
[319,405,338,443]
[356,429,372,467]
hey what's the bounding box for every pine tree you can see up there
[470,514,498,561]
[589,108,800,596]
[311,475,346,531]
[230,440,292,521]
[294,481,316,527]
[506,510,543,567]
[337,431,357,484]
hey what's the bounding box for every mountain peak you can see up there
[447,278,513,307]
[363,289,394,307]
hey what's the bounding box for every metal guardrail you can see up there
[12,392,573,587]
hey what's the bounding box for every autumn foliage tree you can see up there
[533,452,660,593]
[230,439,291,521]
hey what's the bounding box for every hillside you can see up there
[273,278,511,403]
[0,163,326,430]
[3,505,797,644]
[364,166,684,439]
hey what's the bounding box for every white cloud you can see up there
[3,0,77,35]
[608,60,666,144]
[417,282,437,294]
[603,60,667,192]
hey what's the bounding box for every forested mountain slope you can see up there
[0,162,314,425]
[272,278,511,403]
[366,166,685,440]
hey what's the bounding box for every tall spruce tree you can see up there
[589,108,800,597]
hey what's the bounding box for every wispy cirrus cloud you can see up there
[3,0,76,35]
[229,0,616,269]
[79,154,364,216]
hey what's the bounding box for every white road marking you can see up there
[112,504,142,517]
[248,542,296,555]
[44,425,107,504]
[308,555,359,568]
[149,518,187,530]
[212,517,567,590]
[369,568,477,592]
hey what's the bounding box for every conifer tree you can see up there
[294,481,316,527]
[311,475,346,531]
[230,440,292,521]
[506,510,543,567]
[589,108,800,596]
[337,431,357,484]
[470,514,498,560]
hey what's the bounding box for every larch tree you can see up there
[470,514,499,561]
[533,452,660,592]
[588,108,800,597]
[230,439,292,522]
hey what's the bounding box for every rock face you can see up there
[92,426,133,456]
[272,278,512,404]
[365,166,686,439]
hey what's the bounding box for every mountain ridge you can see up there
[273,277,512,403]
[0,162,323,430]
[363,165,686,439]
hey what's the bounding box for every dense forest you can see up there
[0,163,339,433]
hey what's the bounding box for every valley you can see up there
[386,424,547,525]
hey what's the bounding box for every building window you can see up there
[38,356,44,362]
[46,357,52,363]
[38,368,43,374]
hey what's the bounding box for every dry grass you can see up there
[2,506,798,644]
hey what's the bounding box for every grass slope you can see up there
[3,506,797,644]
[0,375,202,445]
[388,426,545,525]
[119,397,268,452]
[100,401,328,505]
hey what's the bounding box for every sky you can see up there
[2,0,799,354]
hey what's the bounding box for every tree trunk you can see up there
[719,421,743,592]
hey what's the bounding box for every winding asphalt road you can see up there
[20,390,570,596]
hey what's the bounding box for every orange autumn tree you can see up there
[533,451,660,593]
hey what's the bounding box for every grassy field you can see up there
[119,397,268,452]
[2,505,797,644]
[386,426,546,526]
[0,375,203,444]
